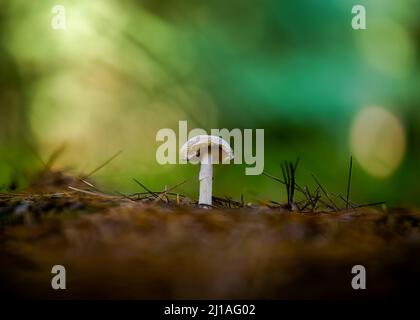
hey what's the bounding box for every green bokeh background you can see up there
[1,0,419,206]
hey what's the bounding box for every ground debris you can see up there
[1,170,419,299]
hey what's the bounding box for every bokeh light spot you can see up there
[350,106,406,178]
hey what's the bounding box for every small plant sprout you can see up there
[180,135,233,207]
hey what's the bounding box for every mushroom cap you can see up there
[180,135,234,163]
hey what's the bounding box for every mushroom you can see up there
[180,135,233,207]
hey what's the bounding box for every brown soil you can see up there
[1,171,419,299]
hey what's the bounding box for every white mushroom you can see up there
[180,135,233,207]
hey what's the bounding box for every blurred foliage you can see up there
[0,0,419,205]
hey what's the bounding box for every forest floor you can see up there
[1,170,420,299]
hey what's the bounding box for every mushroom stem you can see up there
[180,135,233,207]
[198,153,213,206]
